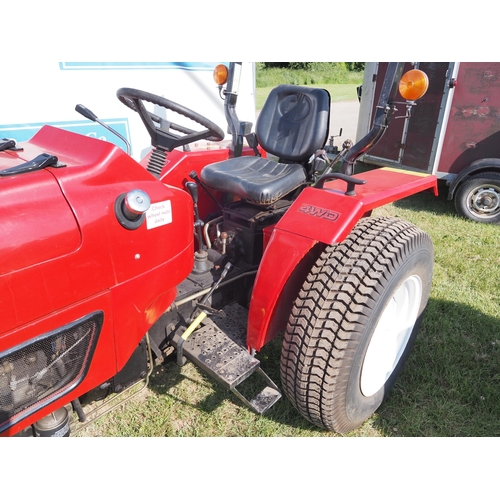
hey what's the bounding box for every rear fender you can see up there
[447,158,500,200]
[247,167,437,351]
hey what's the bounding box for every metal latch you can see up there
[0,138,23,152]
[0,153,64,177]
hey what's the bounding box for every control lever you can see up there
[189,170,224,211]
[75,104,131,155]
[186,180,199,204]
[186,182,212,273]
[186,181,205,250]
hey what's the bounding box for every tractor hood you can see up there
[0,147,81,276]
[0,126,194,335]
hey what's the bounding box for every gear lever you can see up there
[186,181,211,274]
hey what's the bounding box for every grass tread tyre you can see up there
[280,216,433,433]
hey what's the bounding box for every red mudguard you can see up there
[247,167,438,351]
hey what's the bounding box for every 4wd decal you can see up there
[298,204,340,221]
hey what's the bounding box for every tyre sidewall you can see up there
[455,173,500,223]
[344,245,432,426]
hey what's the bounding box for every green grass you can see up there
[371,189,500,437]
[255,63,363,87]
[77,184,500,438]
[255,63,362,109]
[256,83,359,110]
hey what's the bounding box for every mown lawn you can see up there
[256,83,359,109]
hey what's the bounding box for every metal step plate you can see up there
[183,320,258,390]
[181,303,281,413]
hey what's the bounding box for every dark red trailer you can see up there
[357,62,500,223]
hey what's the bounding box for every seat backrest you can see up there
[256,84,330,163]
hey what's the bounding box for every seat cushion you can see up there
[200,155,306,205]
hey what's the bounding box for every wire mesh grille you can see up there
[0,311,102,431]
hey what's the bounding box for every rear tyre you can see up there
[280,217,433,433]
[454,172,500,223]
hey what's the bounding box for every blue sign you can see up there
[0,119,131,153]
[59,62,226,71]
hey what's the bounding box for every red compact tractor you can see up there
[0,63,437,436]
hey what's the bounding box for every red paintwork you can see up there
[144,141,266,218]
[247,167,438,351]
[0,126,194,435]
[0,119,436,435]
[0,169,81,276]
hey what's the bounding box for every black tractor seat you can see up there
[200,84,331,205]
[200,155,307,205]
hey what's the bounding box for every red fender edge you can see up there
[247,167,438,352]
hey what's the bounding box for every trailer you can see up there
[357,62,500,223]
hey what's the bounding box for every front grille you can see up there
[0,311,102,432]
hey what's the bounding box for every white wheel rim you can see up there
[360,275,423,397]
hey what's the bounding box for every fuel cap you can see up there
[115,189,151,230]
[124,189,151,217]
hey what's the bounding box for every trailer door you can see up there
[437,62,500,176]
[362,62,454,173]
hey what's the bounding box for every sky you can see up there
[4,1,492,63]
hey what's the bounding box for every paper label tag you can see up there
[146,200,172,229]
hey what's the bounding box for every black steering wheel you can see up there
[116,88,224,152]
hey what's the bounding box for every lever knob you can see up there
[185,182,199,204]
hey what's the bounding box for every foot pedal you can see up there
[180,318,281,414]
